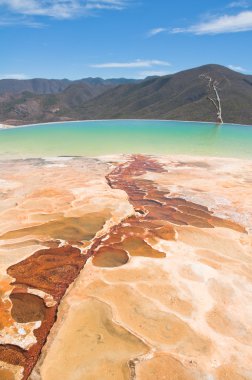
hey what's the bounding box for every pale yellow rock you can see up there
[0,154,251,380]
[39,298,148,380]
[35,155,252,380]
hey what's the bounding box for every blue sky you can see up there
[1,0,252,79]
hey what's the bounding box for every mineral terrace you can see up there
[0,154,251,380]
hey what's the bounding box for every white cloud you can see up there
[91,59,171,68]
[171,11,252,34]
[147,27,167,37]
[228,1,249,8]
[0,16,44,27]
[86,0,127,10]
[0,0,130,20]
[0,73,29,80]
[228,64,247,72]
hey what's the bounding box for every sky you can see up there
[1,0,252,79]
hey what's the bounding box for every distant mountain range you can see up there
[0,64,251,125]
[0,77,139,95]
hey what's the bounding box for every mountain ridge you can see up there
[0,64,251,125]
[0,77,140,95]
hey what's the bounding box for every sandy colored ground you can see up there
[0,154,251,380]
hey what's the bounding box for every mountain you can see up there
[0,79,71,95]
[0,65,252,125]
[75,64,252,124]
[0,78,140,124]
[0,77,139,95]
[0,82,111,125]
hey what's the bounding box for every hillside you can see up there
[76,64,252,124]
[0,79,139,125]
[0,64,252,125]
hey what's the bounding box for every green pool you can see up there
[0,120,252,159]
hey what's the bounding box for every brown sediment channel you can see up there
[7,246,86,299]
[0,154,250,380]
[106,155,245,232]
[92,154,245,268]
[0,246,87,379]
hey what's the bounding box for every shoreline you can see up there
[1,118,252,130]
[0,123,14,129]
[0,153,252,165]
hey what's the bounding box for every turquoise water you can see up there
[0,120,252,159]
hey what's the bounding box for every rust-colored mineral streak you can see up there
[106,155,245,232]
[0,246,86,379]
[0,154,247,380]
[92,155,245,267]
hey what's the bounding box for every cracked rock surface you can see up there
[0,154,251,380]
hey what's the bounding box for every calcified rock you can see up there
[0,154,252,380]
[0,156,132,380]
